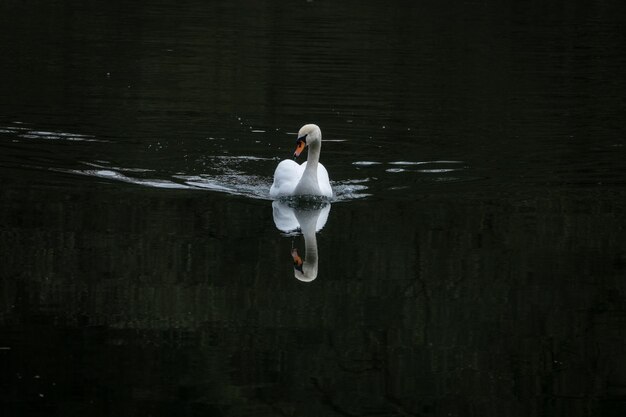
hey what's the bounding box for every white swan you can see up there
[270,124,333,199]
[272,201,331,282]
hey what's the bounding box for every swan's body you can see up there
[270,124,332,199]
[270,160,332,198]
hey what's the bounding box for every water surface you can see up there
[1,1,625,416]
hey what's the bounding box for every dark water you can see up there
[2,1,626,416]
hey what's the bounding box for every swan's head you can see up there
[294,124,322,158]
[291,247,317,282]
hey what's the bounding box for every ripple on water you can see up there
[417,168,459,173]
[1,124,104,142]
[59,168,190,189]
[82,161,155,173]
[385,160,466,174]
[352,161,382,166]
[388,160,465,166]
[66,165,369,202]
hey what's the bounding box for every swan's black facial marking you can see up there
[296,134,308,144]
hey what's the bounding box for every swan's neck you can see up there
[295,142,321,195]
[304,141,321,173]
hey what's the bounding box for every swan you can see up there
[270,124,333,199]
[272,200,331,282]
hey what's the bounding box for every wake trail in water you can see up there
[2,121,477,201]
[1,122,365,201]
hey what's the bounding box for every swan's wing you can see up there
[317,162,333,198]
[270,159,303,198]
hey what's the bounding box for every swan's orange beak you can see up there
[294,137,306,158]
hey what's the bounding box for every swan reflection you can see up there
[272,200,331,282]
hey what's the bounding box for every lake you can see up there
[1,1,625,416]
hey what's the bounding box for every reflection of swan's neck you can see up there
[294,209,320,282]
[272,200,330,283]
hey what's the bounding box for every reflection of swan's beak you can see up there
[293,137,306,158]
[291,248,304,273]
